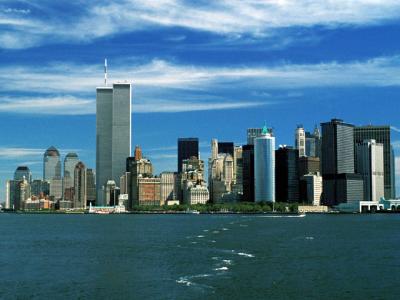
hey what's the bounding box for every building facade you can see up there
[275,146,299,203]
[242,144,254,202]
[295,126,306,157]
[96,83,132,206]
[177,138,199,173]
[73,162,87,209]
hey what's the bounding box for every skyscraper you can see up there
[14,166,32,183]
[354,125,394,199]
[254,126,275,203]
[96,82,132,205]
[356,139,384,202]
[43,146,62,200]
[86,169,96,206]
[321,119,363,205]
[218,142,234,156]
[177,138,199,173]
[247,128,262,145]
[63,152,79,200]
[242,144,254,202]
[295,125,306,157]
[73,162,87,209]
[275,146,299,203]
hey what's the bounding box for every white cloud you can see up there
[0,147,81,159]
[2,1,400,48]
[391,126,400,133]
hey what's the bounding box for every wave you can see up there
[237,252,255,258]
[214,266,229,271]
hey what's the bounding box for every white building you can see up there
[254,126,275,203]
[186,182,209,205]
[302,173,323,206]
[356,139,384,202]
[295,126,306,157]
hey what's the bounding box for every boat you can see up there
[185,209,200,214]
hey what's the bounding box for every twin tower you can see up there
[95,62,132,205]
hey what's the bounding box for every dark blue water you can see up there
[1,213,399,299]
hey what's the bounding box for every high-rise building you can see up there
[96,82,132,206]
[321,119,363,205]
[356,140,384,202]
[43,146,62,201]
[184,182,209,205]
[6,180,19,209]
[390,146,396,198]
[233,146,243,196]
[31,180,50,197]
[305,126,321,157]
[218,142,234,156]
[254,126,275,203]
[138,177,161,206]
[301,173,323,205]
[354,125,394,199]
[177,138,199,173]
[14,166,32,183]
[208,153,235,203]
[275,146,299,203]
[298,156,320,177]
[211,139,218,160]
[160,172,177,205]
[247,128,262,145]
[63,153,79,199]
[86,169,96,206]
[295,125,306,157]
[104,180,120,206]
[242,144,254,202]
[73,162,87,209]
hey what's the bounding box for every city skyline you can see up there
[1,1,400,199]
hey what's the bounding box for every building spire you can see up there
[104,58,108,86]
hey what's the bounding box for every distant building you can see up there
[218,142,234,156]
[43,146,62,201]
[138,177,161,206]
[301,173,323,205]
[254,126,275,203]
[63,152,79,199]
[160,172,178,205]
[31,180,50,197]
[242,144,255,202]
[247,128,262,145]
[356,139,384,202]
[96,82,132,206]
[177,138,199,173]
[298,156,320,177]
[275,146,299,203]
[233,146,243,197]
[14,166,32,183]
[185,182,209,205]
[354,125,395,199]
[180,156,205,202]
[295,125,306,157]
[104,180,120,206]
[86,169,96,206]
[321,119,362,205]
[73,162,87,209]
[305,126,321,157]
[208,151,235,203]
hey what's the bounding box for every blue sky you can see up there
[0,0,400,200]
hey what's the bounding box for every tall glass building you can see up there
[177,138,199,173]
[254,126,275,203]
[43,146,61,180]
[96,83,132,206]
[63,153,79,197]
[14,166,32,183]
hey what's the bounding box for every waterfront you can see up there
[1,214,399,299]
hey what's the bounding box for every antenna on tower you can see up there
[104,58,108,86]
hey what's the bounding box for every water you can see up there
[1,213,399,299]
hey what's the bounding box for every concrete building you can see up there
[254,126,275,203]
[73,162,87,209]
[305,126,321,157]
[104,180,120,206]
[208,152,235,203]
[160,172,177,205]
[356,139,384,202]
[86,169,96,206]
[177,138,199,173]
[31,180,50,197]
[247,128,263,145]
[354,125,395,199]
[298,156,320,177]
[275,146,299,203]
[295,126,306,157]
[96,82,132,206]
[138,177,161,206]
[185,182,209,205]
[43,146,62,201]
[301,173,323,205]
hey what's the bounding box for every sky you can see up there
[0,0,400,201]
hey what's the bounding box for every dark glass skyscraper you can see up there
[354,125,394,199]
[217,142,234,156]
[275,146,299,203]
[321,119,363,205]
[177,138,199,173]
[242,144,254,202]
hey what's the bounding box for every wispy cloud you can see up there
[391,126,400,133]
[0,147,81,159]
[2,1,400,49]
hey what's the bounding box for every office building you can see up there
[254,126,275,203]
[301,173,323,205]
[354,125,395,198]
[247,128,262,145]
[63,153,79,199]
[177,138,199,173]
[356,139,384,202]
[73,162,87,209]
[218,142,234,156]
[275,146,299,203]
[96,82,132,206]
[321,119,363,205]
[43,146,62,201]
[242,144,254,202]
[138,177,161,206]
[305,126,321,157]
[14,166,32,183]
[298,156,320,177]
[295,126,306,157]
[31,180,50,197]
[184,181,209,205]
[104,180,120,206]
[160,172,178,205]
[86,169,96,206]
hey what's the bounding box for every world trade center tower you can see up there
[96,80,132,206]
